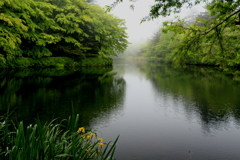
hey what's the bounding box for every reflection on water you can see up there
[1,61,240,159]
[91,60,240,160]
[0,67,126,127]
[139,63,240,133]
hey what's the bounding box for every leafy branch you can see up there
[198,9,240,35]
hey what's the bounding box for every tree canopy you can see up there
[0,0,128,67]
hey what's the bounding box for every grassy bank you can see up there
[0,108,118,160]
[0,57,113,68]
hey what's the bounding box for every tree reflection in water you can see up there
[0,67,126,127]
[138,62,240,133]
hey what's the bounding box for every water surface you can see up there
[1,60,240,159]
[91,60,240,160]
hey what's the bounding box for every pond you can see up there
[1,60,240,159]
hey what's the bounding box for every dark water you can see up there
[1,60,240,159]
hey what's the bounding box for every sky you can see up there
[96,0,162,43]
[96,0,206,44]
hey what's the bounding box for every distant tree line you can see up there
[111,0,240,69]
[137,9,240,69]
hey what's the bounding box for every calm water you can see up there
[1,60,240,159]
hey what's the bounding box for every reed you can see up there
[0,107,119,160]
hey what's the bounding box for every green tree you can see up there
[162,7,240,67]
[0,0,128,68]
[109,0,240,68]
[79,5,128,57]
[0,0,32,60]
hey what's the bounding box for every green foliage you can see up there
[1,57,113,68]
[0,109,119,160]
[162,7,240,68]
[0,0,128,68]
[110,0,240,68]
[81,57,113,67]
[4,57,77,68]
[137,30,181,63]
[138,6,240,68]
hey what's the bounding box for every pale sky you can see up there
[96,0,206,43]
[96,0,163,43]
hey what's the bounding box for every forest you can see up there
[0,0,128,68]
[115,0,240,69]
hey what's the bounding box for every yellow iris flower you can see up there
[89,133,95,138]
[77,127,85,133]
[98,138,103,142]
[99,143,105,147]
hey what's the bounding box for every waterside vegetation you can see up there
[136,8,240,69]
[0,108,119,160]
[112,0,240,69]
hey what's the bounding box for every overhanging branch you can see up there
[198,9,240,36]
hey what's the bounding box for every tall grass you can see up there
[0,107,119,160]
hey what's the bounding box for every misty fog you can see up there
[96,0,206,57]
